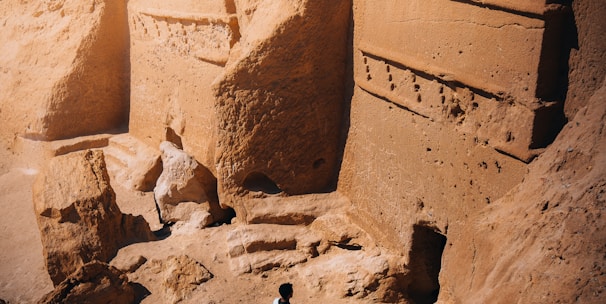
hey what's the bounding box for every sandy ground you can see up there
[0,166,54,303]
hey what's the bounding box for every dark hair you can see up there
[279,283,293,299]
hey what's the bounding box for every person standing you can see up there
[273,283,293,304]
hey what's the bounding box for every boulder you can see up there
[37,260,135,304]
[33,150,155,285]
[104,134,162,192]
[149,255,213,304]
[154,142,220,224]
[299,250,408,302]
[1,0,130,142]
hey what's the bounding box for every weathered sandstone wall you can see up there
[0,0,604,302]
[339,0,570,252]
[0,0,129,142]
[127,0,238,169]
[213,0,351,215]
[564,0,606,117]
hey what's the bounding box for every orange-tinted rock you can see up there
[0,0,129,142]
[154,142,217,223]
[150,255,213,304]
[33,150,155,285]
[127,0,239,170]
[213,0,351,215]
[439,79,606,303]
[104,134,162,192]
[37,261,135,304]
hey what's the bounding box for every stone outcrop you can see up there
[565,1,606,118]
[1,0,605,303]
[127,0,239,170]
[37,261,135,304]
[149,255,213,304]
[439,78,606,304]
[154,141,227,224]
[0,0,129,142]
[33,150,155,285]
[104,134,162,192]
[354,0,569,161]
[299,250,407,302]
[213,0,351,215]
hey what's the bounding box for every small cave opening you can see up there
[407,224,447,304]
[242,172,282,194]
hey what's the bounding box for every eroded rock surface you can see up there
[154,141,223,224]
[33,150,155,285]
[104,134,162,192]
[440,79,606,303]
[149,255,213,304]
[37,260,135,304]
[0,0,130,142]
[226,224,321,274]
[213,0,351,215]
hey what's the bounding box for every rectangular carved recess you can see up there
[130,6,239,66]
[355,0,569,162]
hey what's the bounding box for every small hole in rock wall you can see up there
[243,172,282,194]
[414,84,420,92]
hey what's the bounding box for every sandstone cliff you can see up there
[0,0,604,303]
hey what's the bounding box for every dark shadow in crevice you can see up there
[532,2,577,149]
[332,0,355,190]
[131,282,151,303]
[152,223,173,240]
[164,127,183,149]
[407,224,447,304]
[243,172,283,195]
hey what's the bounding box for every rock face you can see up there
[0,0,129,142]
[338,0,574,253]
[1,0,605,303]
[439,79,606,303]
[104,134,162,192]
[37,261,135,304]
[213,0,351,214]
[127,0,238,169]
[33,150,155,285]
[154,141,223,224]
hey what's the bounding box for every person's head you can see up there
[279,283,293,299]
